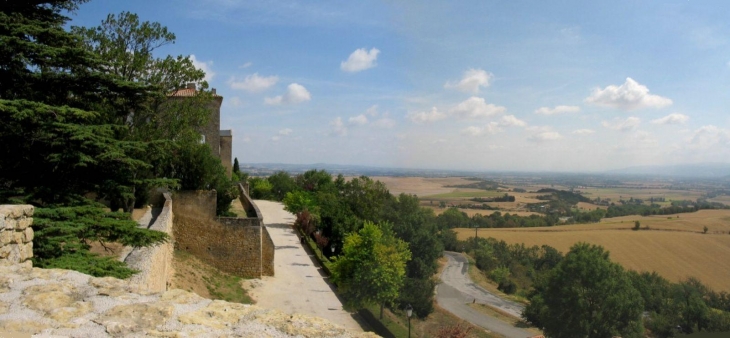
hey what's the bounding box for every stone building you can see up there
[168,83,233,177]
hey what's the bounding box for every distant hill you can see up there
[607,163,730,178]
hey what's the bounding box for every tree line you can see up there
[1,1,237,277]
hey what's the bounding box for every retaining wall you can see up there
[172,188,274,278]
[124,193,174,293]
[0,205,34,265]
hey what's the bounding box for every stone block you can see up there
[23,228,33,243]
[3,219,16,231]
[16,217,32,230]
[12,231,23,244]
[0,230,12,246]
[19,242,32,260]
[0,205,33,218]
[0,245,10,259]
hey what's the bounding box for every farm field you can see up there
[577,187,705,204]
[367,176,475,196]
[455,210,730,292]
[423,205,540,217]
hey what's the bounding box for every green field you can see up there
[422,190,504,199]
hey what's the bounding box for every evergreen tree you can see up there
[0,1,169,277]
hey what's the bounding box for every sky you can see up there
[68,0,730,172]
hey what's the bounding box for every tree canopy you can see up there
[331,221,411,319]
[524,243,644,338]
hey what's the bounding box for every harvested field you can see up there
[424,206,540,217]
[455,211,730,292]
[577,187,704,203]
[369,176,476,196]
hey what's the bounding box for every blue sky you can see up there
[70,0,730,172]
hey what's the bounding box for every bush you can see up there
[498,279,517,294]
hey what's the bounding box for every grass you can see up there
[171,250,253,304]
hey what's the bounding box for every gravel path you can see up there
[437,251,531,338]
[247,200,364,332]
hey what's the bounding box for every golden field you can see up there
[456,209,730,292]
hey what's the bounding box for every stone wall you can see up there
[0,205,34,265]
[172,190,274,278]
[123,193,174,293]
[219,130,232,178]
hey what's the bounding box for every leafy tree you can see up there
[282,190,316,215]
[268,171,298,201]
[331,221,411,319]
[72,11,215,211]
[524,243,644,338]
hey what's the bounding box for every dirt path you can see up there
[245,200,364,332]
[437,251,531,338]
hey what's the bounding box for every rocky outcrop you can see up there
[0,260,378,337]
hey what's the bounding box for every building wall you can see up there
[204,98,223,157]
[219,132,232,177]
[0,205,34,265]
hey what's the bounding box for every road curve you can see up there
[437,251,532,338]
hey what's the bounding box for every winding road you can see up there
[437,251,532,338]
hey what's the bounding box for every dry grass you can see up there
[170,250,253,304]
[456,222,730,292]
[577,187,705,203]
[576,202,607,211]
[368,176,476,196]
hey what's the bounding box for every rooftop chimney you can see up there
[186,83,196,90]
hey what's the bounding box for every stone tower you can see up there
[168,83,232,177]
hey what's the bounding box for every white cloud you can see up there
[461,122,502,137]
[461,126,483,136]
[602,117,641,131]
[278,128,292,135]
[349,114,368,126]
[265,83,311,105]
[271,136,280,142]
[444,68,492,94]
[239,62,252,69]
[190,55,215,82]
[572,129,595,135]
[688,125,730,148]
[449,96,506,119]
[329,117,347,136]
[340,48,380,72]
[229,73,279,92]
[585,78,672,110]
[535,105,581,115]
[499,115,527,127]
[365,105,379,117]
[651,113,689,125]
[407,107,447,123]
[529,132,563,142]
[373,117,396,129]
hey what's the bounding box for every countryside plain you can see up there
[372,175,730,292]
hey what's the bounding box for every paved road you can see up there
[437,251,532,338]
[245,200,363,332]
